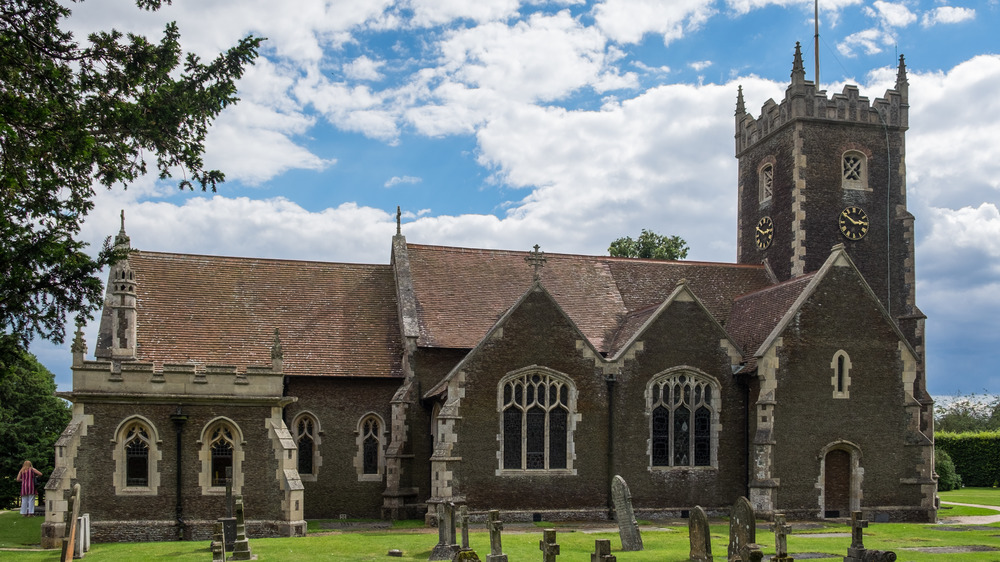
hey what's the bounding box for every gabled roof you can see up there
[405,244,772,354]
[726,273,816,358]
[104,251,403,378]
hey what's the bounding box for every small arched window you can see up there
[113,417,161,495]
[293,413,321,480]
[355,414,385,481]
[199,418,244,495]
[759,163,774,202]
[647,369,720,468]
[831,350,852,399]
[842,151,868,190]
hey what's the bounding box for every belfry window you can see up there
[648,370,719,468]
[499,369,576,472]
[759,163,774,202]
[842,151,868,190]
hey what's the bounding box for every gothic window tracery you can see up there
[648,371,719,468]
[293,413,321,479]
[759,163,774,202]
[113,417,160,495]
[355,414,385,481]
[500,370,574,472]
[199,418,243,495]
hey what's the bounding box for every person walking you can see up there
[16,460,43,517]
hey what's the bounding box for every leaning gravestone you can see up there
[689,505,713,561]
[486,510,508,562]
[727,497,756,562]
[591,538,616,562]
[611,475,643,551]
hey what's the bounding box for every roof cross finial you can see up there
[396,206,402,236]
[525,244,547,281]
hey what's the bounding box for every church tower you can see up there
[735,43,929,405]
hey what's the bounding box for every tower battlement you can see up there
[736,43,908,156]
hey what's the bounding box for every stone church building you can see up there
[42,45,936,545]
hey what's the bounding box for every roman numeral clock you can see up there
[838,206,869,241]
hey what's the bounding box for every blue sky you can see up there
[32,0,999,397]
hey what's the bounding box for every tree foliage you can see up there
[0,336,71,508]
[936,431,1000,488]
[935,393,1000,433]
[934,448,962,491]
[608,229,689,260]
[0,0,262,346]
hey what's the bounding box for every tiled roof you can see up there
[406,244,774,354]
[117,251,403,378]
[726,273,816,358]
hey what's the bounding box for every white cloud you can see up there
[406,0,522,27]
[593,0,715,45]
[865,1,917,28]
[922,6,976,27]
[690,60,713,71]
[837,28,885,57]
[344,56,387,81]
[385,175,423,187]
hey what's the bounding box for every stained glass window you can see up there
[648,372,717,467]
[210,425,234,486]
[124,424,150,487]
[500,371,573,470]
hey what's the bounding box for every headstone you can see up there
[460,505,470,550]
[225,467,234,518]
[430,503,454,561]
[75,513,91,556]
[842,512,896,562]
[591,539,616,562]
[61,483,81,562]
[728,497,756,562]
[770,513,793,562]
[211,520,227,562]
[486,510,508,562]
[611,475,643,551]
[539,529,560,562]
[230,495,255,561]
[689,505,713,561]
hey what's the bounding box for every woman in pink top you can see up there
[15,460,43,517]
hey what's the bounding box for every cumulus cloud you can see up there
[385,175,423,187]
[593,0,715,45]
[344,56,387,81]
[864,1,917,28]
[922,6,976,27]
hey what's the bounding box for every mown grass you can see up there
[939,486,1000,507]
[3,501,1000,561]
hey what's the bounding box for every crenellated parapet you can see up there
[70,359,284,398]
[736,43,908,156]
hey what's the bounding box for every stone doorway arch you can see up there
[817,441,862,518]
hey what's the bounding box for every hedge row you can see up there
[936,431,1000,487]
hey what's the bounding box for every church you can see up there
[42,44,936,545]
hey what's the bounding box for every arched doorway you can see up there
[824,449,851,517]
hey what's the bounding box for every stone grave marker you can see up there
[843,511,896,562]
[61,483,81,562]
[611,475,643,551]
[486,510,508,562]
[591,538,616,562]
[211,520,227,562]
[460,505,470,550]
[429,503,455,561]
[770,513,793,562]
[230,495,255,561]
[75,513,90,557]
[727,496,756,562]
[539,529,560,562]
[688,505,713,561]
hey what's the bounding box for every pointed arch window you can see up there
[199,419,244,495]
[759,163,774,202]
[499,368,577,473]
[647,370,719,468]
[831,350,853,399]
[842,151,868,190]
[355,414,385,481]
[293,413,321,480]
[113,417,161,495]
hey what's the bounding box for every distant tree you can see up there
[0,0,262,349]
[935,449,962,491]
[935,393,1000,433]
[0,336,72,508]
[609,229,689,260]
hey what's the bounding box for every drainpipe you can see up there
[606,375,616,519]
[170,406,188,539]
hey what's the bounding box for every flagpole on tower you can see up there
[814,0,820,90]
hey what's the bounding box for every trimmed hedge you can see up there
[936,431,1000,487]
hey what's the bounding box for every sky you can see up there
[29,0,999,397]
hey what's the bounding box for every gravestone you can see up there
[211,520,227,562]
[75,513,91,557]
[611,475,643,551]
[770,513,793,562]
[219,467,236,551]
[591,538,616,562]
[727,496,756,562]
[486,510,508,562]
[843,511,896,562]
[230,495,255,561]
[430,503,455,561]
[453,505,482,561]
[539,529,560,562]
[688,505,713,561]
[61,483,81,562]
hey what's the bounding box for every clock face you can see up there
[755,216,774,250]
[838,206,870,240]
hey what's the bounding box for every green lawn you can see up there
[939,486,1000,507]
[3,502,1000,561]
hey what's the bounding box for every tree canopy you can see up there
[935,393,1000,433]
[608,229,689,260]
[0,0,262,347]
[0,336,71,507]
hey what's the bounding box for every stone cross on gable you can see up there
[771,513,793,560]
[396,205,402,235]
[525,244,547,281]
[850,511,868,550]
[539,529,560,561]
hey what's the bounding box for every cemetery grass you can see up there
[3,517,1000,561]
[939,486,1000,507]
[0,509,44,549]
